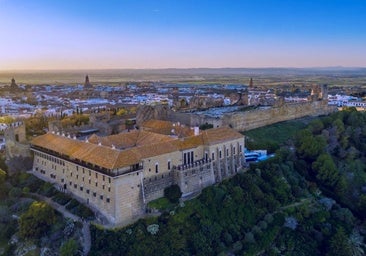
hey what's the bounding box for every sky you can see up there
[0,0,366,70]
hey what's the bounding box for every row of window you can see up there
[70,170,111,184]
[68,180,111,192]
[147,160,171,174]
[144,172,172,182]
[36,151,112,184]
[35,151,65,166]
[70,182,111,203]
[36,167,111,193]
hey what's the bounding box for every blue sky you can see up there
[1,0,365,69]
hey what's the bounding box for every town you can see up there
[0,73,361,225]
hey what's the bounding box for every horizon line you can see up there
[1,66,366,72]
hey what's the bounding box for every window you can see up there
[212,152,215,160]
[219,150,222,158]
[106,198,110,203]
[95,182,98,187]
[168,161,171,170]
[74,184,77,189]
[227,149,229,156]
[80,187,83,191]
[155,164,159,173]
[86,189,90,194]
[93,192,96,197]
[233,147,236,154]
[100,195,103,200]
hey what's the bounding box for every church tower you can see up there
[10,78,17,89]
[84,75,92,89]
[249,78,253,88]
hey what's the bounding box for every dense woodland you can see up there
[89,108,366,256]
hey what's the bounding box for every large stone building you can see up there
[30,123,245,225]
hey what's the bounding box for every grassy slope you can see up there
[244,119,308,152]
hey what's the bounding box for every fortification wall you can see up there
[143,174,174,202]
[224,101,336,131]
[175,161,215,196]
[5,124,33,173]
[136,104,169,127]
[170,101,336,132]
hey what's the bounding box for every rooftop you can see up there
[31,124,243,173]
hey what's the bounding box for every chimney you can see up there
[194,126,199,136]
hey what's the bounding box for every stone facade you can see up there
[30,126,245,225]
[5,123,33,173]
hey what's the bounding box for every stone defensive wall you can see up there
[170,101,337,131]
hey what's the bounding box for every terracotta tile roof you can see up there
[201,127,243,145]
[142,120,172,130]
[176,135,204,150]
[31,127,243,171]
[86,130,174,149]
[141,119,194,137]
[132,141,179,159]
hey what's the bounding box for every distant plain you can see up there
[1,68,366,86]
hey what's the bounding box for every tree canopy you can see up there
[19,201,56,239]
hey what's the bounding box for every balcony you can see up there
[175,158,211,171]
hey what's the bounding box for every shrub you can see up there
[73,204,94,220]
[164,185,182,204]
[39,182,57,197]
[146,224,159,235]
[8,187,22,198]
[60,238,79,256]
[66,199,79,210]
[52,193,71,205]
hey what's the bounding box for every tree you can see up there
[296,129,326,161]
[327,227,352,256]
[164,185,182,203]
[60,239,79,256]
[357,195,366,218]
[199,123,214,130]
[19,201,56,239]
[0,168,6,184]
[0,169,7,198]
[312,154,340,188]
[309,119,324,135]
